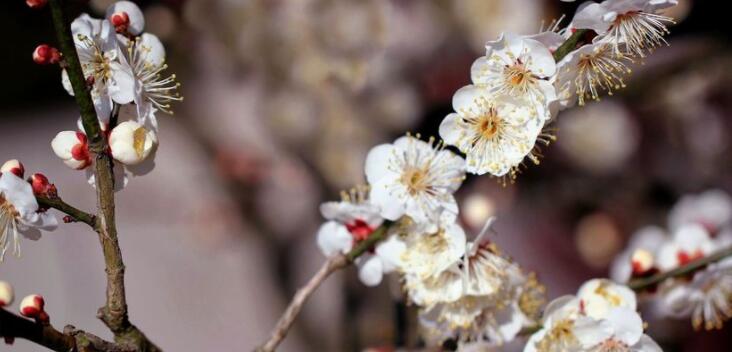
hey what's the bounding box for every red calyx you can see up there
[346,219,375,242]
[71,132,92,169]
[110,12,130,34]
[30,173,57,198]
[677,250,704,266]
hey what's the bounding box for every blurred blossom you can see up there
[574,213,623,269]
[383,1,446,61]
[367,81,422,132]
[144,5,178,40]
[265,88,322,145]
[452,0,542,52]
[662,0,693,23]
[684,108,727,162]
[315,0,388,57]
[557,100,639,174]
[462,194,496,230]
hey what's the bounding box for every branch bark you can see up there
[37,195,96,228]
[47,1,160,350]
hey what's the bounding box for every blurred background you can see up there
[1,0,731,351]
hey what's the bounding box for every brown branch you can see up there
[628,245,732,291]
[47,0,160,350]
[37,195,96,228]
[255,222,393,352]
[0,309,132,352]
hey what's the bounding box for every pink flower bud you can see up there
[26,0,47,9]
[1,159,25,178]
[33,44,61,65]
[106,1,145,35]
[110,12,130,33]
[30,173,57,198]
[109,121,158,166]
[19,294,45,318]
[0,281,14,307]
[51,131,92,170]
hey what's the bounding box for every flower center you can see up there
[0,194,19,219]
[475,107,501,140]
[594,338,630,352]
[401,167,429,196]
[504,62,534,92]
[677,249,704,266]
[536,319,578,352]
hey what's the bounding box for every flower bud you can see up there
[1,159,25,178]
[0,281,14,307]
[30,173,57,198]
[19,294,44,318]
[26,0,47,9]
[32,44,61,65]
[51,131,92,170]
[106,1,145,35]
[631,249,654,275]
[109,121,157,166]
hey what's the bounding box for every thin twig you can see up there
[37,195,96,228]
[628,245,732,291]
[553,29,589,62]
[255,222,394,351]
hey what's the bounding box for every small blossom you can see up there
[440,85,545,177]
[0,281,13,306]
[51,131,92,170]
[1,172,57,261]
[573,307,662,352]
[577,279,637,320]
[525,295,583,352]
[656,223,715,271]
[32,44,61,65]
[611,226,666,282]
[471,32,557,120]
[668,189,732,234]
[106,1,145,35]
[109,121,158,166]
[0,160,25,178]
[365,135,465,232]
[571,0,677,58]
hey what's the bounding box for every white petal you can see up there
[574,316,613,348]
[109,64,135,104]
[451,84,480,113]
[605,307,644,346]
[523,38,556,77]
[106,1,145,35]
[357,255,384,286]
[369,178,405,221]
[138,33,166,66]
[0,174,38,214]
[316,221,352,257]
[572,2,613,34]
[364,143,395,184]
[633,335,663,352]
[375,235,406,272]
[439,113,462,146]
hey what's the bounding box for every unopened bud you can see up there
[51,131,92,170]
[26,0,47,9]
[106,1,145,35]
[30,173,56,197]
[19,294,45,319]
[0,281,14,307]
[33,44,61,65]
[631,249,655,275]
[1,159,25,178]
[109,121,157,166]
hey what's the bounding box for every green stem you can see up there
[628,245,732,291]
[346,221,394,262]
[553,29,589,62]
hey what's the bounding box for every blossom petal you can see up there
[364,143,395,184]
[605,307,643,346]
[375,235,406,272]
[316,221,352,257]
[439,113,462,146]
[369,178,405,221]
[358,255,384,286]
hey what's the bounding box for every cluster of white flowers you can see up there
[0,160,57,262]
[526,279,661,352]
[612,189,732,331]
[51,1,180,191]
[312,0,681,349]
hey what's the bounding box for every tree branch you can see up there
[37,195,96,228]
[47,1,160,350]
[255,222,394,352]
[628,245,732,291]
[553,29,589,62]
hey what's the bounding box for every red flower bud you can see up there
[1,159,25,178]
[110,11,130,34]
[26,0,47,9]
[33,44,61,65]
[19,294,45,319]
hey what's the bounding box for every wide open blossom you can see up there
[0,172,57,261]
[471,32,557,121]
[577,279,637,320]
[117,33,182,130]
[63,14,134,122]
[525,295,584,352]
[571,0,678,58]
[440,85,544,177]
[365,135,465,232]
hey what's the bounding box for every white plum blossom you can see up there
[1,160,25,178]
[668,189,732,234]
[355,235,406,286]
[471,32,557,121]
[571,0,678,58]
[365,135,465,232]
[577,279,637,320]
[656,223,715,271]
[109,121,158,166]
[64,14,134,122]
[440,85,546,177]
[0,171,57,261]
[117,33,182,129]
[106,1,145,35]
[525,295,584,352]
[51,131,92,170]
[574,307,662,352]
[610,226,666,282]
[661,258,732,331]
